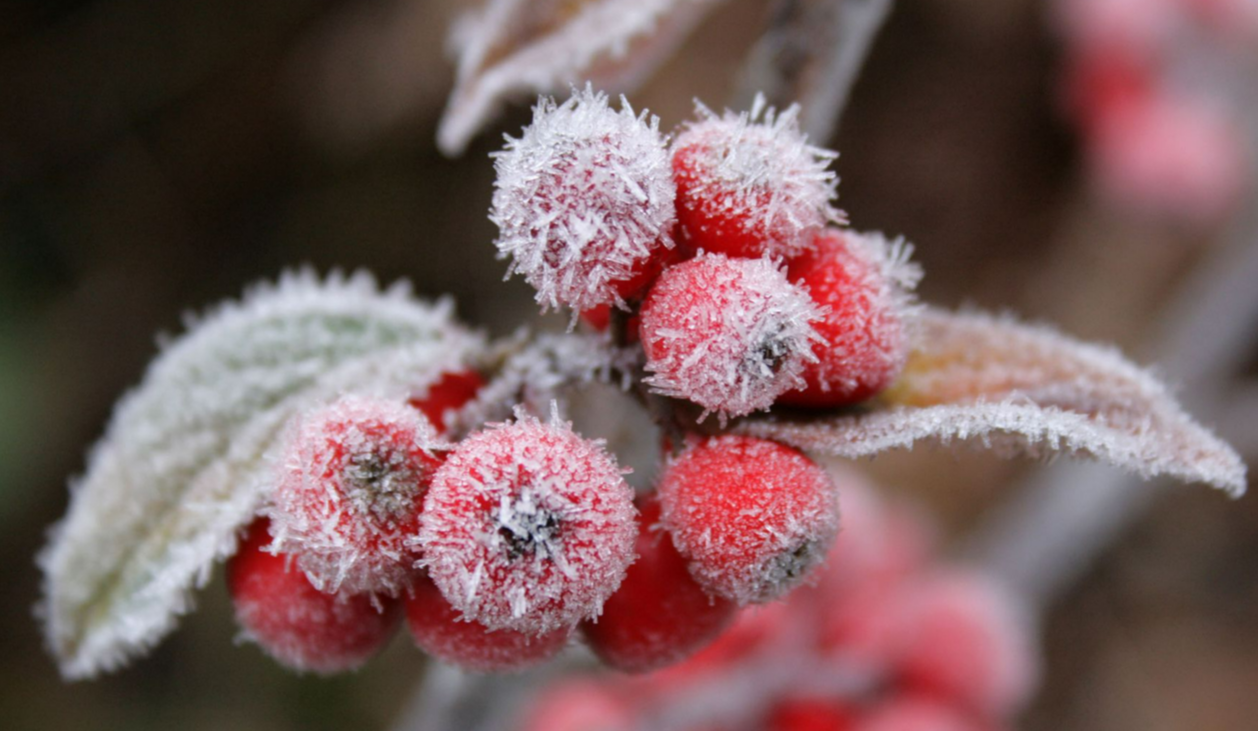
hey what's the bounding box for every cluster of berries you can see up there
[521,477,1039,731]
[225,87,919,679]
[491,87,919,420]
[1057,0,1253,223]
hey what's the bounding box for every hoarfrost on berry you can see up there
[267,395,446,597]
[640,253,822,420]
[416,410,637,634]
[671,95,843,259]
[490,85,676,313]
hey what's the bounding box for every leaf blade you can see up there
[738,307,1246,495]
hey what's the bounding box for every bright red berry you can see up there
[671,96,841,260]
[267,395,445,597]
[893,571,1037,719]
[416,412,637,634]
[767,697,857,731]
[639,253,821,419]
[405,573,570,672]
[658,435,839,605]
[779,229,918,408]
[408,369,486,434]
[581,497,737,672]
[490,85,677,313]
[227,518,401,674]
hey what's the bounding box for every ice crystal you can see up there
[641,253,822,421]
[671,95,844,259]
[491,85,676,313]
[416,409,637,635]
[39,269,484,679]
[739,307,1247,495]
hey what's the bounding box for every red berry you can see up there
[639,253,821,419]
[780,229,918,408]
[491,85,677,313]
[417,412,637,634]
[405,573,570,672]
[854,694,991,731]
[267,395,445,596]
[658,435,839,605]
[408,369,486,434]
[767,698,857,731]
[672,97,840,260]
[894,572,1037,718]
[227,518,401,674]
[582,497,736,672]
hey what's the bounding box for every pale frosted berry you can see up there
[581,497,736,672]
[672,96,841,260]
[658,435,839,605]
[405,573,570,672]
[267,395,445,597]
[521,680,635,731]
[228,518,401,674]
[894,572,1037,718]
[780,229,918,408]
[408,369,486,434]
[416,411,637,634]
[640,253,821,419]
[490,85,677,313]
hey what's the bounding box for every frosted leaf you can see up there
[439,0,724,155]
[738,307,1246,495]
[491,86,676,313]
[39,269,485,679]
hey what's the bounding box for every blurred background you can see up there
[2,0,1256,729]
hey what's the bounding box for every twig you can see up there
[733,0,894,142]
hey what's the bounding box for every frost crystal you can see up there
[491,85,676,313]
[39,269,484,679]
[640,253,822,420]
[267,396,446,597]
[416,410,637,635]
[672,95,844,259]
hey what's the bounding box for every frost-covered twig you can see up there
[965,192,1258,614]
[733,0,894,142]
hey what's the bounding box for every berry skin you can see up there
[581,497,737,673]
[639,253,821,419]
[227,518,401,674]
[779,229,918,408]
[658,435,839,605]
[267,395,445,597]
[671,96,841,260]
[490,85,676,313]
[408,369,486,434]
[767,698,856,731]
[893,572,1037,718]
[416,412,637,635]
[405,573,570,672]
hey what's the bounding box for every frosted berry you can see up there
[640,253,821,419]
[658,435,839,605]
[267,395,445,596]
[406,573,570,672]
[227,518,401,674]
[490,85,676,313]
[894,572,1037,718]
[581,497,736,672]
[416,411,637,634]
[408,369,486,434]
[780,229,918,408]
[672,96,840,260]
